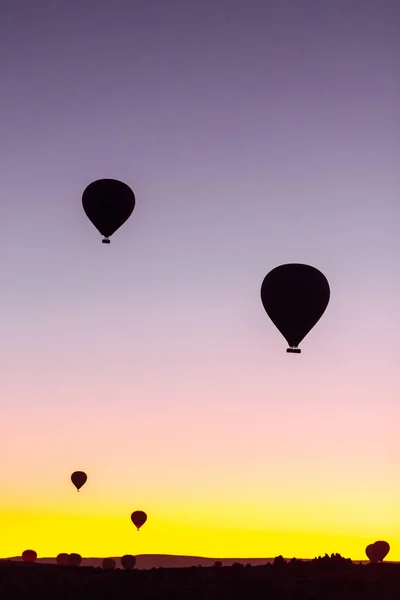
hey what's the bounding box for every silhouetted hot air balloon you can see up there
[22,550,37,563]
[102,558,117,570]
[260,263,330,353]
[365,544,378,563]
[121,554,136,570]
[131,511,147,531]
[71,471,87,491]
[68,553,82,566]
[82,179,135,243]
[56,553,69,565]
[365,541,390,563]
[374,541,390,561]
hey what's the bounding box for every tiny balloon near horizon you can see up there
[102,558,117,570]
[22,550,37,563]
[365,541,390,563]
[68,553,82,567]
[131,511,147,531]
[121,555,136,570]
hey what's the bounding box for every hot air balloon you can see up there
[131,511,147,531]
[56,553,69,565]
[71,471,87,491]
[22,550,37,563]
[374,541,390,561]
[68,553,82,566]
[82,179,135,243]
[365,541,390,563]
[365,544,379,563]
[260,263,330,353]
[121,554,136,570]
[102,558,117,570]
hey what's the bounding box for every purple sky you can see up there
[1,1,400,558]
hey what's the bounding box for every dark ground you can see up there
[1,555,399,599]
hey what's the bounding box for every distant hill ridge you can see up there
[6,554,376,568]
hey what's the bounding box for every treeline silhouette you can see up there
[2,554,400,599]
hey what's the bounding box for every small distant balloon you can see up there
[131,511,147,531]
[260,263,330,353]
[68,553,82,567]
[121,554,136,570]
[56,553,69,565]
[71,471,87,491]
[82,178,136,243]
[374,541,390,561]
[365,541,390,563]
[22,550,37,563]
[102,558,117,570]
[365,544,378,563]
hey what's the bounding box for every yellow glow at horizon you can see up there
[2,511,399,560]
[2,488,399,559]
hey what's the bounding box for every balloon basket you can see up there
[102,238,110,244]
[287,348,301,354]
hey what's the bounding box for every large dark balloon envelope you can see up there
[131,510,147,530]
[71,471,87,491]
[260,263,330,353]
[82,179,135,243]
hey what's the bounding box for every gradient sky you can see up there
[2,0,400,560]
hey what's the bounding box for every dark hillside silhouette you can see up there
[2,554,400,599]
